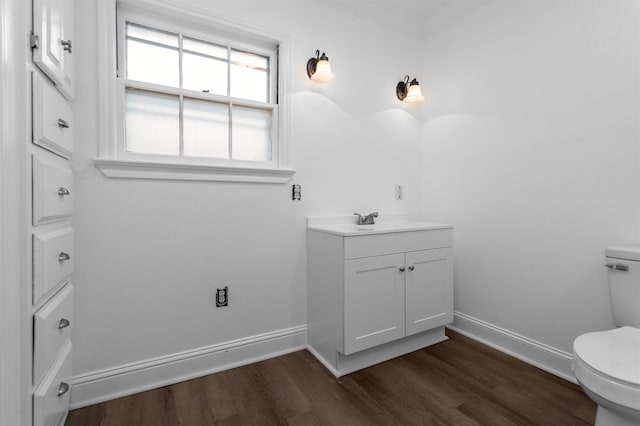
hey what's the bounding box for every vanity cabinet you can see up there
[307,219,453,376]
[343,247,453,354]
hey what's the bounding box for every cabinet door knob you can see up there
[57,187,70,196]
[58,382,70,397]
[399,267,406,272]
[58,252,71,262]
[58,318,71,329]
[61,39,73,53]
[57,118,70,128]
[408,266,415,271]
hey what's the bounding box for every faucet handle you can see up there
[359,211,378,225]
[353,212,364,225]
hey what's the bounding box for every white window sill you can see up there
[94,159,296,184]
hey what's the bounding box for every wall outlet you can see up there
[292,184,301,201]
[216,286,228,307]
[395,185,403,200]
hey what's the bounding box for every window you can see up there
[95,3,294,183]
[119,17,276,163]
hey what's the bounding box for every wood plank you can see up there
[65,330,596,426]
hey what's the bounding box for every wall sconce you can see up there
[306,50,335,83]
[396,75,425,103]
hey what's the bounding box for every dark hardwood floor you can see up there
[66,330,596,425]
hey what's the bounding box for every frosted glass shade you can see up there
[232,106,272,162]
[125,89,179,155]
[404,83,425,103]
[183,98,229,159]
[311,59,335,83]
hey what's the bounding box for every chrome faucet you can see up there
[353,211,378,225]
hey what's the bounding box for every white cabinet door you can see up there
[33,0,75,100]
[405,248,454,336]
[344,254,406,354]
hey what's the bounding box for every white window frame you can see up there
[95,0,295,183]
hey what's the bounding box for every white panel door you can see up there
[405,248,454,336]
[33,0,75,99]
[343,253,405,354]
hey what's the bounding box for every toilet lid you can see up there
[573,327,640,387]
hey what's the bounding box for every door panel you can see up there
[405,248,453,336]
[344,253,405,354]
[33,0,74,99]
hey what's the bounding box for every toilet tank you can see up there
[605,246,640,328]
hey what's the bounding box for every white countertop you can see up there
[307,215,453,236]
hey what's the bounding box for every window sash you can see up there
[115,10,278,167]
[115,79,278,167]
[117,15,278,102]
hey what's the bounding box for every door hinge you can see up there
[30,33,39,50]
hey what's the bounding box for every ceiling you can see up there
[313,0,490,39]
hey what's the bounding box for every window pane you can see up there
[126,23,179,48]
[232,106,271,162]
[125,89,179,155]
[126,23,179,87]
[230,49,269,102]
[183,54,228,95]
[231,49,267,69]
[183,37,226,59]
[183,37,228,95]
[183,98,229,158]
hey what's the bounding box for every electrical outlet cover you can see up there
[216,286,228,307]
[395,185,403,200]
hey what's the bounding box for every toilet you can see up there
[571,246,640,426]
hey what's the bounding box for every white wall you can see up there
[73,0,640,403]
[72,0,423,395]
[421,0,640,354]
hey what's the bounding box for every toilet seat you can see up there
[572,327,640,412]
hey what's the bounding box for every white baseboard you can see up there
[306,344,340,377]
[70,324,308,409]
[71,315,578,410]
[448,311,576,383]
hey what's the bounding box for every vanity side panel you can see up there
[307,230,344,369]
